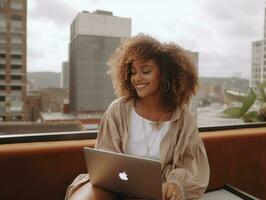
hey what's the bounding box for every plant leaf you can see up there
[256,81,266,102]
[224,89,246,102]
[241,88,256,115]
[223,107,242,118]
[243,111,259,122]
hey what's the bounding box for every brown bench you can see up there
[0,127,265,200]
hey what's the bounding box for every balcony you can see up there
[10,50,22,55]
[0,80,6,85]
[10,80,23,86]
[11,69,23,75]
[0,125,265,200]
[0,90,7,95]
[0,69,5,75]
[10,59,22,65]
[11,39,23,44]
[0,58,6,64]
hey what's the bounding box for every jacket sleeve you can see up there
[94,102,123,153]
[165,111,210,200]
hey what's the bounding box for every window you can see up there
[0,0,7,9]
[11,14,22,21]
[0,32,5,42]
[11,54,22,59]
[11,20,22,28]
[11,33,22,43]
[11,64,22,69]
[0,95,5,101]
[0,13,6,31]
[11,75,22,80]
[11,85,21,90]
[10,2,23,10]
[0,1,265,142]
[0,43,5,51]
[11,44,22,53]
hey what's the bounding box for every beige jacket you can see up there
[65,98,210,200]
[96,98,209,199]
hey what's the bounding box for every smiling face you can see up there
[130,59,161,100]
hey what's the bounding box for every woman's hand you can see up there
[162,183,182,200]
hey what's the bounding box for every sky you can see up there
[27,0,265,79]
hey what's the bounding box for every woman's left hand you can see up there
[162,183,182,200]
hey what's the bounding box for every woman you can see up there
[65,34,210,200]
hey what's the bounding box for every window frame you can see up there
[1,122,266,144]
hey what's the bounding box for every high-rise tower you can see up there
[0,0,27,121]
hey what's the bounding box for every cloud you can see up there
[26,0,264,79]
[29,0,76,28]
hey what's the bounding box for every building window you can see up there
[11,86,21,90]
[0,32,5,42]
[11,20,22,28]
[11,33,22,44]
[11,64,22,69]
[11,75,22,80]
[0,0,7,8]
[11,95,21,101]
[0,96,5,101]
[11,14,23,21]
[0,13,6,31]
[11,44,22,53]
[0,53,5,58]
[11,54,22,59]
[10,2,23,10]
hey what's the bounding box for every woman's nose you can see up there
[134,72,143,81]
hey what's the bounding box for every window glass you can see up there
[0,0,265,137]
[0,0,7,9]
[10,2,23,10]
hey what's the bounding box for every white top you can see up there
[127,108,170,160]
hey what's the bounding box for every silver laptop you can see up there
[83,147,162,200]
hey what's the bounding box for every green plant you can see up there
[223,81,266,122]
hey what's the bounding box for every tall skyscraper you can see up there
[61,61,69,89]
[0,0,27,121]
[69,10,131,112]
[250,8,266,88]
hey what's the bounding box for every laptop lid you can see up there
[83,147,162,200]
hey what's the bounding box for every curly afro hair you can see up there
[107,33,198,111]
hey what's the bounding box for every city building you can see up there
[61,61,69,89]
[40,87,68,113]
[250,8,266,88]
[0,0,27,121]
[187,51,199,119]
[69,10,131,113]
[26,88,68,122]
[26,90,41,121]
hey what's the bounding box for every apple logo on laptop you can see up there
[119,171,128,181]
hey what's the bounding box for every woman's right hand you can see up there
[162,183,182,200]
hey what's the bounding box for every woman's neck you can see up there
[135,97,171,122]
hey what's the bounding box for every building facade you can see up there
[187,51,199,119]
[69,10,131,112]
[250,8,266,88]
[61,61,69,89]
[0,0,26,121]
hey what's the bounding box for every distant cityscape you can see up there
[0,2,265,134]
